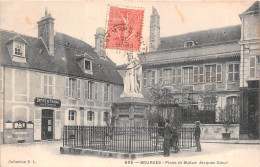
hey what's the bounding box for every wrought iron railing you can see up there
[63,126,195,153]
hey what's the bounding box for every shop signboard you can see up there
[34,97,61,108]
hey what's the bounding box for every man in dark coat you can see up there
[163,119,173,157]
[194,121,201,152]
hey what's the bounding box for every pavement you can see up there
[201,139,260,144]
[1,140,260,167]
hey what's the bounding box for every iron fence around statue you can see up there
[63,126,195,153]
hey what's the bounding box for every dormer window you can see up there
[84,60,91,70]
[84,59,93,75]
[184,41,195,48]
[75,53,93,75]
[6,35,27,63]
[14,42,25,57]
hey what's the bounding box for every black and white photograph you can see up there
[0,1,259,167]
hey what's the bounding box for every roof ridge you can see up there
[55,31,94,48]
[54,42,89,54]
[0,28,39,39]
[149,40,239,54]
[160,24,241,39]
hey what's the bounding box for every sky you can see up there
[0,1,255,65]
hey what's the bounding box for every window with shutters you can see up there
[84,81,88,99]
[193,67,199,84]
[83,81,95,100]
[77,80,81,99]
[43,75,53,96]
[216,64,222,82]
[194,66,204,83]
[205,65,216,83]
[227,64,239,82]
[172,68,182,85]
[183,67,193,85]
[204,64,222,83]
[95,82,98,101]
[146,70,156,86]
[163,68,172,85]
[159,69,163,84]
[104,83,109,101]
[250,57,256,78]
[70,78,77,98]
[176,68,181,84]
[88,81,94,100]
[65,78,80,99]
[172,69,176,84]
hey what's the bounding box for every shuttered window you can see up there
[250,57,256,78]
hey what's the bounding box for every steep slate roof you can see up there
[242,1,259,14]
[0,29,123,85]
[157,25,241,51]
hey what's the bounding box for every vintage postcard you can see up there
[0,1,259,167]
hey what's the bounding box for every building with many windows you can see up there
[0,10,123,144]
[141,2,259,139]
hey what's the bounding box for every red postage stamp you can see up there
[105,6,144,52]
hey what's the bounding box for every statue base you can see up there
[120,92,144,98]
[112,97,151,127]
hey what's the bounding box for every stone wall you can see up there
[182,124,240,140]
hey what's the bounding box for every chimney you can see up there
[37,8,55,55]
[149,7,160,51]
[95,27,106,57]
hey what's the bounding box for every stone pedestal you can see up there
[112,97,151,127]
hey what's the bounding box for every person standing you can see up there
[163,119,173,157]
[194,121,201,152]
[171,125,180,153]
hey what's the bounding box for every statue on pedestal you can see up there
[120,52,143,98]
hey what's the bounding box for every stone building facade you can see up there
[239,2,260,139]
[0,10,123,144]
[141,2,259,139]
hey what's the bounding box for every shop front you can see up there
[34,97,61,141]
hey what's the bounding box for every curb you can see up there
[60,147,164,159]
[201,141,260,145]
